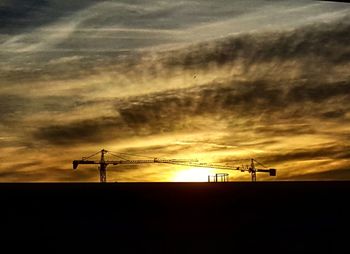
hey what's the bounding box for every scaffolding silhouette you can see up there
[208,173,229,182]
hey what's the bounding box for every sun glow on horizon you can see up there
[172,167,214,182]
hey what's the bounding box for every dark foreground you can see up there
[1,182,349,253]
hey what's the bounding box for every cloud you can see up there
[1,2,350,181]
[27,14,350,146]
[34,117,122,145]
[154,16,350,77]
[4,13,348,97]
[256,144,350,165]
[0,94,86,122]
[33,78,349,146]
[1,1,349,84]
[0,0,97,28]
[286,167,350,180]
[0,0,50,33]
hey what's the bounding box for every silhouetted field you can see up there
[1,182,349,253]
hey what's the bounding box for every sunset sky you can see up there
[0,0,349,182]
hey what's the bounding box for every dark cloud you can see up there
[0,94,86,123]
[34,117,122,145]
[0,94,29,119]
[0,0,265,33]
[0,0,49,32]
[256,144,350,165]
[0,0,95,33]
[34,77,350,146]
[287,81,350,103]
[117,79,350,127]
[2,4,349,84]
[153,16,350,77]
[288,167,350,180]
[321,110,346,119]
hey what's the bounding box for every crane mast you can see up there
[73,149,276,182]
[99,149,107,183]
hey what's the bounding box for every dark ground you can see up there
[1,182,349,253]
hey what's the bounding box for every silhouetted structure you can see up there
[73,149,197,182]
[73,149,277,182]
[208,173,229,182]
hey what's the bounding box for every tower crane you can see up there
[72,149,276,182]
[73,149,197,183]
[157,157,276,182]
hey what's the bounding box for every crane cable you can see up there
[109,151,156,159]
[253,159,268,169]
[107,152,131,161]
[81,149,170,161]
[82,150,102,160]
[81,150,270,171]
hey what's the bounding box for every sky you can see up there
[0,0,349,182]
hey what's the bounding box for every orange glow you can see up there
[172,167,214,182]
